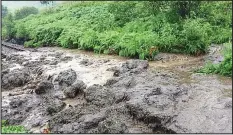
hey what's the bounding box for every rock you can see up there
[85,84,115,107]
[9,99,24,108]
[35,81,54,94]
[61,56,73,62]
[97,118,129,133]
[104,78,120,86]
[22,60,41,67]
[80,59,93,66]
[123,60,149,69]
[54,69,77,87]
[1,68,31,89]
[49,60,58,65]
[114,92,130,104]
[2,53,6,58]
[46,100,66,115]
[63,80,87,98]
[82,110,107,129]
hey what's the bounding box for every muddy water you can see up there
[1,46,232,133]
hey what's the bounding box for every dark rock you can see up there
[2,53,6,58]
[123,60,149,69]
[46,100,66,115]
[49,60,58,65]
[54,69,77,87]
[63,80,87,98]
[85,84,115,107]
[1,68,31,89]
[80,59,93,66]
[61,56,73,62]
[22,60,41,67]
[9,99,24,108]
[97,118,129,133]
[104,78,120,86]
[35,81,54,94]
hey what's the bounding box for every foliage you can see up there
[1,1,232,61]
[2,5,8,18]
[180,18,212,55]
[14,6,39,20]
[1,120,27,134]
[2,13,16,39]
[198,42,232,77]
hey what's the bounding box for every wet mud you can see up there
[1,45,232,133]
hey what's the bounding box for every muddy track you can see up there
[1,42,232,133]
[2,42,26,51]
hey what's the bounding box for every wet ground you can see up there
[1,45,232,133]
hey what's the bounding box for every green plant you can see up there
[1,120,27,134]
[198,42,232,77]
[14,6,39,20]
[180,18,212,55]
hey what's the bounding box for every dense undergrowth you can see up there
[1,120,27,134]
[198,42,232,77]
[2,1,232,61]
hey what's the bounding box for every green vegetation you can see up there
[1,1,232,61]
[1,120,28,134]
[198,42,232,77]
[14,6,39,20]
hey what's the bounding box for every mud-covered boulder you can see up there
[2,68,31,89]
[63,80,87,98]
[35,81,54,94]
[104,78,120,86]
[2,94,40,126]
[107,60,149,77]
[97,118,129,133]
[80,59,93,66]
[54,69,77,87]
[9,98,25,109]
[61,56,73,62]
[123,60,149,69]
[6,54,27,64]
[49,60,59,65]
[2,53,7,58]
[22,60,42,67]
[46,100,66,115]
[85,84,115,107]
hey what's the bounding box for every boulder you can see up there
[63,80,87,98]
[54,69,77,87]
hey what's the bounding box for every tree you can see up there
[3,13,16,39]
[2,5,8,18]
[14,7,39,20]
[40,1,54,6]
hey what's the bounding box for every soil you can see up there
[1,44,232,133]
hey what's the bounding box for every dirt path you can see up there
[1,45,232,133]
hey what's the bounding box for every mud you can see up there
[1,45,232,133]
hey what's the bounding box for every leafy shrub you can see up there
[33,27,63,46]
[180,19,212,55]
[1,120,27,134]
[2,13,16,39]
[2,1,232,62]
[14,6,39,20]
[198,42,232,77]
[15,24,29,40]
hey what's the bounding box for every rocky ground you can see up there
[1,45,232,133]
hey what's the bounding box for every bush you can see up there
[180,19,212,55]
[2,1,232,62]
[2,13,16,39]
[1,120,27,134]
[33,27,63,46]
[14,6,39,20]
[198,42,232,77]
